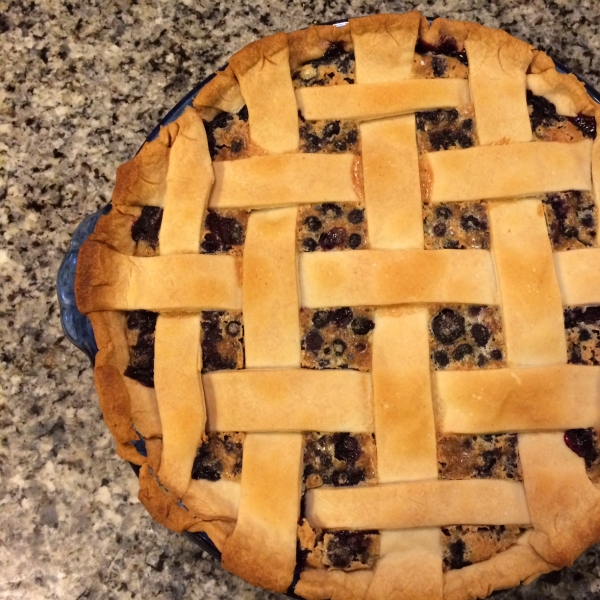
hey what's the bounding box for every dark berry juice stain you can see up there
[424,201,489,250]
[298,204,368,253]
[292,42,355,89]
[416,108,475,153]
[204,107,250,161]
[438,433,522,481]
[564,429,600,484]
[131,206,163,255]
[564,306,600,366]
[323,530,379,570]
[124,310,158,387]
[300,307,374,371]
[415,36,469,66]
[429,305,504,370]
[542,190,596,250]
[300,119,360,154]
[302,432,376,488]
[191,433,244,481]
[200,209,249,255]
[528,91,596,141]
[201,311,244,373]
[441,525,527,572]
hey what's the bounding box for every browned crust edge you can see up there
[74,11,600,599]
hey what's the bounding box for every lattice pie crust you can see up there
[75,12,600,600]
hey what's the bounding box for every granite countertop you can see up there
[2,1,600,598]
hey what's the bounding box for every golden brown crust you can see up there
[442,531,553,600]
[74,12,600,600]
[111,121,178,207]
[88,311,141,464]
[287,23,353,70]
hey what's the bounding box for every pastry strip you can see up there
[360,116,423,249]
[350,12,420,83]
[306,479,531,530]
[300,248,498,307]
[229,33,299,154]
[372,308,437,481]
[203,369,373,432]
[465,29,533,145]
[154,314,204,497]
[425,139,593,203]
[519,432,600,567]
[210,153,359,209]
[243,208,301,368]
[221,433,303,593]
[183,478,241,522]
[366,530,443,600]
[489,199,566,365]
[437,364,600,433]
[594,137,600,224]
[296,78,471,121]
[159,108,214,254]
[76,242,242,312]
[352,12,423,250]
[554,248,600,306]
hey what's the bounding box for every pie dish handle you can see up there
[57,204,112,364]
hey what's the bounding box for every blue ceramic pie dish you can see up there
[57,20,600,567]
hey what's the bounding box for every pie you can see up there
[74,12,600,600]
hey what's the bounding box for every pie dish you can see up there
[73,12,600,600]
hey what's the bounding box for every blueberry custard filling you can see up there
[429,305,505,370]
[201,310,244,373]
[423,202,489,250]
[301,307,374,371]
[124,310,158,387]
[298,521,380,572]
[298,204,368,253]
[132,206,163,257]
[191,432,245,482]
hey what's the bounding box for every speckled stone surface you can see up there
[1,1,600,599]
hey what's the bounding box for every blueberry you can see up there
[319,227,346,250]
[225,321,241,337]
[333,433,361,464]
[446,539,471,570]
[564,428,598,467]
[435,206,452,220]
[433,222,446,237]
[351,317,375,336]
[345,129,358,145]
[580,329,592,342]
[433,350,450,368]
[331,467,366,487]
[319,203,343,218]
[303,237,318,251]
[452,343,473,361]
[470,323,491,347]
[461,214,485,231]
[304,215,322,232]
[312,310,331,329]
[322,120,341,138]
[348,233,362,249]
[304,330,324,353]
[331,307,353,328]
[230,138,243,153]
[432,55,447,78]
[348,209,364,224]
[432,309,465,344]
[490,349,503,361]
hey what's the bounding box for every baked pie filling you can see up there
[75,12,600,600]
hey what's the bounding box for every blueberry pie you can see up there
[75,12,600,600]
